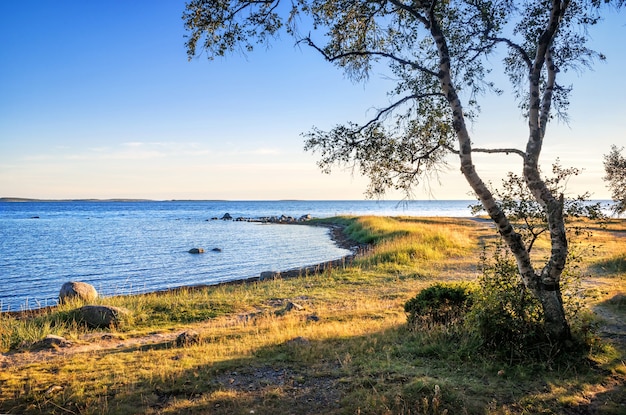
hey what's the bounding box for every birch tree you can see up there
[183,0,623,342]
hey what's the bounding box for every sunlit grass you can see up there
[1,216,624,414]
[348,217,480,273]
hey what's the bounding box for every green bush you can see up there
[404,241,596,363]
[465,242,600,363]
[404,283,475,330]
[466,245,547,361]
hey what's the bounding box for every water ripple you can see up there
[0,203,353,311]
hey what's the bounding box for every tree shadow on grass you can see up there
[591,254,626,276]
[593,293,626,353]
[2,322,625,415]
[128,333,626,415]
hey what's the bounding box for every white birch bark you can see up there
[429,0,571,340]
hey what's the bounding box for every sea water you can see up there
[0,200,475,311]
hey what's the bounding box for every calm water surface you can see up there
[0,200,474,310]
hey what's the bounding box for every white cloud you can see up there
[16,142,215,162]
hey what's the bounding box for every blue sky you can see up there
[0,1,623,200]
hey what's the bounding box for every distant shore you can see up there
[0,197,155,203]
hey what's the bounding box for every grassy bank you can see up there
[1,216,624,414]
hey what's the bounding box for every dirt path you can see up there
[0,312,253,369]
[592,292,626,351]
[2,282,624,372]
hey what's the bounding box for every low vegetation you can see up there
[1,216,624,414]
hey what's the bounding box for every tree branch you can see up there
[528,0,569,152]
[539,47,557,136]
[358,92,446,133]
[300,36,439,78]
[388,0,429,26]
[444,144,526,158]
[527,226,548,253]
[227,0,278,22]
[488,36,532,69]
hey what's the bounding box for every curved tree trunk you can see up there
[521,0,571,342]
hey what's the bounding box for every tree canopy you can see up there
[183,0,623,342]
[603,145,626,216]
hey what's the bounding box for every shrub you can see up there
[404,283,475,330]
[466,244,548,361]
[467,242,595,362]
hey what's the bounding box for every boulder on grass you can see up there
[59,281,98,304]
[176,330,200,347]
[275,300,305,316]
[75,305,130,329]
[34,334,72,349]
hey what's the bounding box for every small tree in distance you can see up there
[183,0,624,344]
[603,145,626,216]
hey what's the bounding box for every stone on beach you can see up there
[74,305,130,328]
[260,271,281,281]
[59,281,98,304]
[34,334,72,349]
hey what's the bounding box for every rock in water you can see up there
[75,305,130,328]
[59,281,98,304]
[188,248,204,254]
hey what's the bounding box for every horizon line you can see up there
[0,197,485,203]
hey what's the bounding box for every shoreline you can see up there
[155,223,368,295]
[2,222,368,318]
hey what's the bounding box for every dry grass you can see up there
[0,216,624,415]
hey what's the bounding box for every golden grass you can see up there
[0,216,624,415]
